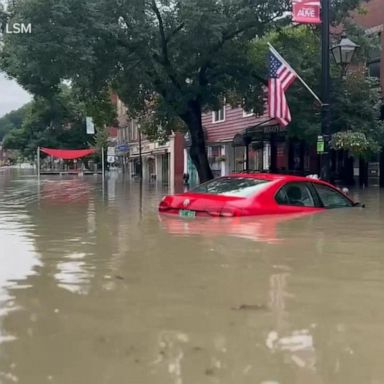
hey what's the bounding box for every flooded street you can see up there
[1,168,384,384]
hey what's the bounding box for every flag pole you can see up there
[268,43,323,106]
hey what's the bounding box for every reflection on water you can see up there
[159,212,317,244]
[1,170,384,383]
[0,209,41,346]
[55,252,94,295]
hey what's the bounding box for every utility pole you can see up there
[321,0,331,181]
[138,124,143,179]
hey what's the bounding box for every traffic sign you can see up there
[317,135,324,154]
[117,144,129,152]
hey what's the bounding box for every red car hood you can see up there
[163,192,244,212]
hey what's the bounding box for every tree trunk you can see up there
[181,100,213,183]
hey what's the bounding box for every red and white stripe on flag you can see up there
[268,51,297,127]
[292,0,321,24]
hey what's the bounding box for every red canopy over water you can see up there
[40,147,96,160]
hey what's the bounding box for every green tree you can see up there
[2,86,106,159]
[0,0,364,181]
[251,24,382,154]
[0,0,293,181]
[0,104,29,140]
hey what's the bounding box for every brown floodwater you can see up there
[1,168,384,384]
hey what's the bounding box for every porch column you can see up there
[270,133,277,173]
[221,145,226,176]
[169,135,175,187]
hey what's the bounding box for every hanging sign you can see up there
[317,135,325,154]
[86,117,95,134]
[292,0,321,24]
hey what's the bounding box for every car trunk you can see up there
[162,193,245,216]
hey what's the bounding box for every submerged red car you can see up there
[159,173,361,218]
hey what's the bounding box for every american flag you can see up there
[268,47,297,127]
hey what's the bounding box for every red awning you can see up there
[40,147,96,160]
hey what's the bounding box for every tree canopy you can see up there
[0,103,29,141]
[0,0,373,179]
[1,86,110,159]
[250,23,383,155]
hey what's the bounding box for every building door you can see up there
[233,147,245,172]
[208,145,222,178]
[187,156,198,185]
[148,158,155,181]
[161,153,169,184]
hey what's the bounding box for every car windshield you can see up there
[191,177,270,197]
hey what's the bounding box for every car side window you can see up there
[275,183,315,207]
[313,184,352,208]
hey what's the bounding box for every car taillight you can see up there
[159,200,169,211]
[208,208,240,217]
[221,210,235,217]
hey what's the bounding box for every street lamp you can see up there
[320,0,359,181]
[320,0,331,181]
[331,33,360,75]
[137,122,143,179]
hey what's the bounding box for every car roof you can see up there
[227,173,330,185]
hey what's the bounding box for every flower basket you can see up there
[330,131,371,156]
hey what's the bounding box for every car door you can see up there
[311,183,353,208]
[274,181,321,213]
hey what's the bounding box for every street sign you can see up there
[107,155,116,163]
[86,117,95,134]
[107,147,116,156]
[116,144,129,153]
[317,135,324,154]
[292,0,321,24]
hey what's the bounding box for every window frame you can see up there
[310,182,353,209]
[274,181,321,208]
[191,176,270,197]
[212,106,226,123]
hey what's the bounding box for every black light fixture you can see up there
[331,33,359,69]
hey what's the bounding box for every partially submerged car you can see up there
[159,173,361,218]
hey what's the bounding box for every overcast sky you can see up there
[0,72,32,117]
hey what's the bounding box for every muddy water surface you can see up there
[1,168,384,384]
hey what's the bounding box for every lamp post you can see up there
[320,0,359,181]
[138,123,143,179]
[331,33,360,76]
[320,0,331,181]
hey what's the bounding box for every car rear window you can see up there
[191,177,270,197]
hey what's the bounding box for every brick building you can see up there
[351,0,384,186]
[352,0,383,91]
[183,104,318,184]
[115,96,184,186]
